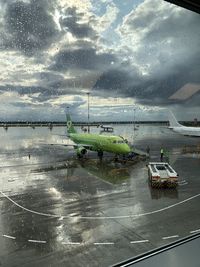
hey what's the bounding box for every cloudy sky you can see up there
[0,0,200,122]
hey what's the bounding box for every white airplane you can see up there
[168,111,200,137]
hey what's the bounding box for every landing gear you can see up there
[114,154,119,162]
[122,154,127,164]
[97,150,103,161]
[77,153,83,159]
[76,148,87,159]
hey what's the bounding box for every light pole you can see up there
[133,107,136,141]
[86,92,90,133]
[134,108,136,129]
[66,106,69,119]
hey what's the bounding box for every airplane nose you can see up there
[125,145,131,154]
[117,144,131,154]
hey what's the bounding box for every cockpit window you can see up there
[115,140,125,144]
[113,140,124,144]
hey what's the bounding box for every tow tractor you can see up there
[147,162,178,188]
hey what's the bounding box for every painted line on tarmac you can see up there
[162,235,179,240]
[1,190,200,220]
[0,191,60,218]
[179,180,186,183]
[130,240,149,244]
[28,239,46,244]
[190,229,200,234]
[94,242,114,245]
[62,242,81,245]
[2,234,16,240]
[179,182,188,186]
[178,180,188,186]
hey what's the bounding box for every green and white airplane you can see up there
[65,114,132,158]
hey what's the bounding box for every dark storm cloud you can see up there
[39,72,66,89]
[0,85,46,95]
[0,0,199,122]
[11,101,38,108]
[48,6,114,72]
[144,11,200,46]
[0,84,61,103]
[94,0,200,107]
[1,0,59,55]
[0,83,87,104]
[50,47,116,71]
[60,96,86,111]
[93,68,133,92]
[138,10,200,80]
[93,54,200,107]
[60,7,96,39]
[137,54,200,107]
[0,85,63,106]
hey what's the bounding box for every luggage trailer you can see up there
[148,162,179,188]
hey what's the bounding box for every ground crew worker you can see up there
[97,150,103,161]
[160,148,164,162]
[146,146,150,157]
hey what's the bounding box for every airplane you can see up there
[99,124,114,132]
[64,113,132,158]
[168,111,200,137]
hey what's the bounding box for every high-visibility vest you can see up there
[161,149,164,154]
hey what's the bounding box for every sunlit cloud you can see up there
[0,0,199,121]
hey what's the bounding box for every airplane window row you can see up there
[113,140,125,144]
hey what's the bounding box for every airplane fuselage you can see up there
[170,126,200,137]
[69,133,131,154]
[168,111,200,137]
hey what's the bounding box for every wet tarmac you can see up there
[0,125,200,267]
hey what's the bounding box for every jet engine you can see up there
[76,147,87,157]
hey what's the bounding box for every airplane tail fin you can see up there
[66,113,77,134]
[168,111,182,128]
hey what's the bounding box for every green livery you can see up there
[66,114,131,156]
[66,114,76,134]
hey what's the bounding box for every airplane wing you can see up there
[37,143,71,148]
[39,143,94,150]
[49,144,73,147]
[72,144,94,150]
[52,134,69,137]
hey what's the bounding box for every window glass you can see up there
[0,0,199,266]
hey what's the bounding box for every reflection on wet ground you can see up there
[0,125,200,267]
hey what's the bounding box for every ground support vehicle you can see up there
[147,162,178,188]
